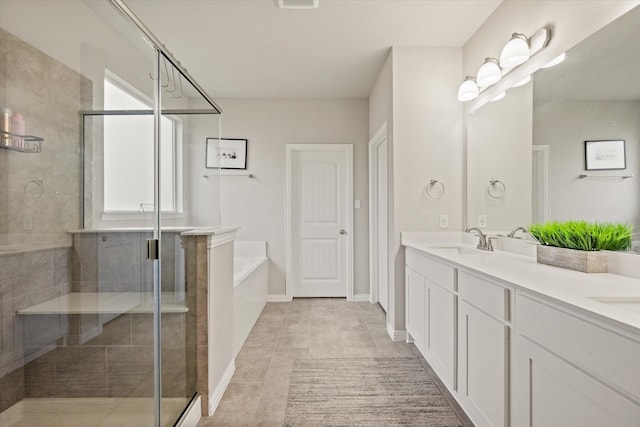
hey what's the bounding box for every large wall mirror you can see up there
[466,5,640,251]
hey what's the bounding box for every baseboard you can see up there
[208,360,236,416]
[386,322,407,342]
[352,294,371,302]
[267,294,293,302]
[177,395,201,427]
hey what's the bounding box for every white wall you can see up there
[467,82,533,231]
[534,100,640,229]
[369,51,393,138]
[371,47,463,333]
[185,114,222,228]
[195,98,369,297]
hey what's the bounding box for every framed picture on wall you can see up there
[206,138,248,169]
[584,140,626,170]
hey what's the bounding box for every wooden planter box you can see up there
[536,245,608,273]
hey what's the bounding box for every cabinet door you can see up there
[458,300,508,427]
[405,267,426,353]
[515,337,640,427]
[425,279,455,389]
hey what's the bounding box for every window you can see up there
[103,78,181,213]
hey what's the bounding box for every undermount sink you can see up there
[429,246,490,256]
[588,296,640,316]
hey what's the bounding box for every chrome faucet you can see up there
[507,226,529,239]
[465,227,493,251]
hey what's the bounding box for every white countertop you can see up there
[402,235,640,334]
[16,292,189,315]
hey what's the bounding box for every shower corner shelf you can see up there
[0,130,44,153]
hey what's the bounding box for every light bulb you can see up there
[500,33,530,68]
[457,76,479,102]
[477,58,502,88]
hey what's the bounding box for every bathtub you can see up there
[233,241,268,357]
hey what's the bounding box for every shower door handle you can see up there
[339,229,347,235]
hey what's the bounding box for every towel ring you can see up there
[24,179,44,199]
[425,179,445,200]
[487,179,506,199]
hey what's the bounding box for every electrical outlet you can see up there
[439,214,449,229]
[478,214,487,228]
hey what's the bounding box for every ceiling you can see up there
[125,0,501,99]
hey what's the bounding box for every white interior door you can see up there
[376,139,388,311]
[287,144,353,298]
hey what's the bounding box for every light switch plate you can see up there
[354,199,361,209]
[439,214,449,229]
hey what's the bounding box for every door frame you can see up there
[368,122,388,306]
[532,145,550,223]
[285,144,354,301]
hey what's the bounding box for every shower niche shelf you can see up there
[0,130,43,153]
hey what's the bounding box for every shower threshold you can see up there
[0,397,190,427]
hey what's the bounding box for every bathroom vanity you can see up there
[403,233,640,427]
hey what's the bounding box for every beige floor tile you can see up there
[231,356,272,383]
[252,397,288,426]
[211,383,263,419]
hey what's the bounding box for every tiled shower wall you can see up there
[0,27,91,247]
[0,25,90,412]
[0,232,196,412]
[0,247,71,412]
[0,27,196,414]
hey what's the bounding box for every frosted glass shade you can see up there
[457,77,478,102]
[500,34,529,68]
[477,58,501,88]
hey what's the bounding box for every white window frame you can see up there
[100,72,184,221]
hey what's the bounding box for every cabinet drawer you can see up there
[458,271,509,321]
[517,293,640,401]
[406,249,455,291]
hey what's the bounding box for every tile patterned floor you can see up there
[198,298,468,427]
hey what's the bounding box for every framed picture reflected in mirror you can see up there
[584,140,625,170]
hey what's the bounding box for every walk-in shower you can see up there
[0,1,222,425]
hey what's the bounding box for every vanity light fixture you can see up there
[512,75,531,88]
[477,58,502,88]
[457,76,479,102]
[500,33,530,68]
[491,92,506,102]
[541,52,566,69]
[458,27,551,103]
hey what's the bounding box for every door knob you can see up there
[339,229,347,235]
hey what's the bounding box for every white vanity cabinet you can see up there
[514,293,640,427]
[405,248,456,388]
[457,271,511,427]
[406,265,426,353]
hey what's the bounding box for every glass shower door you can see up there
[157,52,222,426]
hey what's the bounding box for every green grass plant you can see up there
[528,220,632,251]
